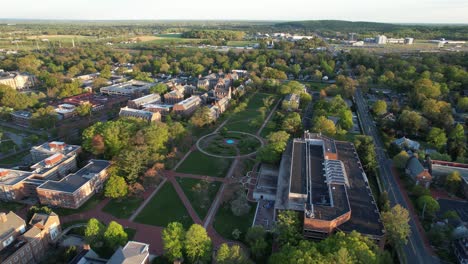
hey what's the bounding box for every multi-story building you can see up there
[173,96,201,116]
[375,35,387,44]
[164,90,184,104]
[274,133,385,246]
[10,111,33,128]
[119,107,161,123]
[142,104,172,116]
[0,142,81,203]
[0,71,36,90]
[36,159,110,209]
[0,211,61,264]
[100,80,154,98]
[54,104,77,119]
[63,93,127,112]
[0,142,110,209]
[127,93,161,109]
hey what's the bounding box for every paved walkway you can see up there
[58,95,282,255]
[196,131,264,159]
[256,98,281,137]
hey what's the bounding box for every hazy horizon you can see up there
[2,0,468,24]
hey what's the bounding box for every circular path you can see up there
[196,131,264,158]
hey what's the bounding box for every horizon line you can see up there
[0,18,467,26]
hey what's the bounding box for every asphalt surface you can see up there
[354,89,439,264]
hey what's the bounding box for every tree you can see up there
[372,100,387,116]
[338,109,353,131]
[445,171,462,194]
[216,244,251,264]
[185,224,212,263]
[245,226,268,260]
[413,78,441,100]
[190,106,213,127]
[84,218,105,245]
[398,110,427,136]
[281,112,302,134]
[231,190,251,216]
[150,83,168,94]
[270,231,387,264]
[458,97,468,112]
[426,127,447,151]
[162,222,185,262]
[76,103,93,117]
[448,124,466,160]
[354,135,377,172]
[27,206,52,221]
[115,148,149,183]
[103,221,128,249]
[336,75,357,98]
[312,116,336,136]
[275,210,302,246]
[416,195,440,217]
[393,151,409,170]
[104,175,128,199]
[381,205,411,247]
[257,131,290,164]
[92,77,109,89]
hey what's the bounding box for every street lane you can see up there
[354,89,438,264]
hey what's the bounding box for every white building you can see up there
[375,35,388,45]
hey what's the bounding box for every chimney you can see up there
[0,212,7,222]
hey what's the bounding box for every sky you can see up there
[1,0,468,24]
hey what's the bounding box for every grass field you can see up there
[224,93,277,134]
[102,197,144,219]
[134,182,193,228]
[0,201,26,213]
[176,151,232,177]
[213,201,256,241]
[176,178,222,220]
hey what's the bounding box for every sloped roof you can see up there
[0,211,25,240]
[107,241,149,264]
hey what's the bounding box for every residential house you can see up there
[282,93,300,111]
[406,156,432,188]
[119,107,161,123]
[393,137,420,151]
[0,211,61,264]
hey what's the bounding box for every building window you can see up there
[2,236,14,247]
[19,225,26,234]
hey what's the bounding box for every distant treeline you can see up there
[181,30,245,41]
[272,20,468,40]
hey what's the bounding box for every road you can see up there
[354,89,438,264]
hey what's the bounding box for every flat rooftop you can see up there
[31,142,80,156]
[37,160,110,193]
[334,142,384,237]
[0,169,33,186]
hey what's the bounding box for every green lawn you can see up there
[0,150,28,165]
[52,195,103,216]
[102,197,144,219]
[224,93,277,134]
[134,182,193,228]
[176,178,222,220]
[176,151,232,177]
[213,201,256,241]
[0,201,26,213]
